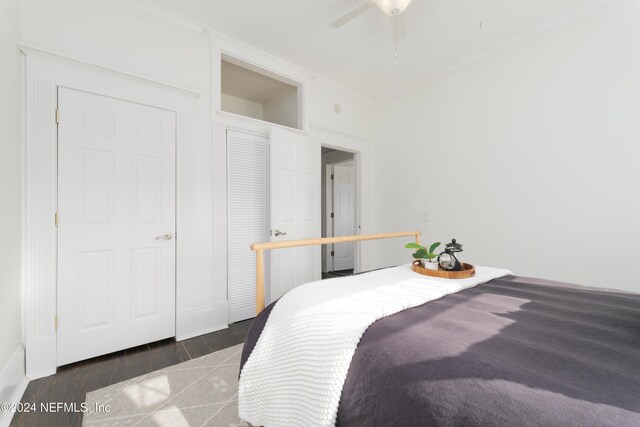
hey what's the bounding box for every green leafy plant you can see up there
[405,241,441,262]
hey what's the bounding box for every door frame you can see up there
[313,129,370,276]
[325,160,356,272]
[21,45,210,379]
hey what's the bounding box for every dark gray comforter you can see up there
[240,274,640,426]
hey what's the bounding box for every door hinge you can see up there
[55,212,59,227]
[330,212,334,218]
[55,109,60,124]
[331,174,334,180]
[331,251,335,257]
[54,315,58,332]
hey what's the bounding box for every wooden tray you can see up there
[412,260,476,279]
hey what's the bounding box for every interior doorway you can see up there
[321,147,356,278]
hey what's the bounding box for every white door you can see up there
[227,130,269,323]
[269,127,321,302]
[331,163,355,271]
[57,88,176,366]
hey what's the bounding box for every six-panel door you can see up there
[332,163,356,271]
[269,127,321,302]
[57,88,176,366]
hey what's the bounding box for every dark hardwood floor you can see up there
[10,320,252,427]
[322,269,354,279]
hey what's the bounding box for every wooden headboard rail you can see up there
[250,231,422,314]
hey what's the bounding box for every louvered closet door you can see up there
[227,130,269,323]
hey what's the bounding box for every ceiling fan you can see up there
[330,0,412,28]
[330,0,413,63]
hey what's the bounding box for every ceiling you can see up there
[148,0,608,100]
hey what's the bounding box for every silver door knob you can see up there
[273,229,287,237]
[156,233,174,240]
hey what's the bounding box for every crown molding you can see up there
[309,123,371,143]
[376,0,634,104]
[99,0,206,37]
[208,29,375,105]
[93,0,627,107]
[100,0,374,103]
[208,29,310,87]
[312,75,374,106]
[18,42,201,98]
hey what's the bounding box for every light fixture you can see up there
[374,0,413,65]
[375,0,413,17]
[329,0,414,65]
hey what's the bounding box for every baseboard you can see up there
[175,323,228,342]
[25,335,57,380]
[0,346,29,427]
[176,300,229,342]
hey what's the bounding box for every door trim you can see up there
[325,164,334,272]
[319,143,366,275]
[21,47,222,379]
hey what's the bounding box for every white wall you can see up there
[372,1,640,292]
[21,0,210,92]
[221,93,264,120]
[22,3,233,366]
[18,0,374,365]
[263,86,298,129]
[0,0,24,380]
[0,0,27,416]
[309,78,373,140]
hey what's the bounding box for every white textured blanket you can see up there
[238,264,511,427]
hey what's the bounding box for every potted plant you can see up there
[405,241,441,270]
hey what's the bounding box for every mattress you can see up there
[240,274,640,426]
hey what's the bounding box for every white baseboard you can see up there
[0,346,29,427]
[25,335,57,380]
[176,323,228,342]
[176,300,230,342]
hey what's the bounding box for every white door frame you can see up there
[325,163,334,272]
[20,45,216,379]
[312,127,370,275]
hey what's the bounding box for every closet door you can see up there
[57,88,176,366]
[227,130,269,323]
[269,127,321,301]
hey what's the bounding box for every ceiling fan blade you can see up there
[391,12,407,41]
[330,1,374,29]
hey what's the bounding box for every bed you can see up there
[238,232,640,427]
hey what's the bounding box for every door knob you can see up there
[273,229,287,237]
[156,233,174,240]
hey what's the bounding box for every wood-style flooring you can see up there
[321,269,354,279]
[10,320,252,427]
